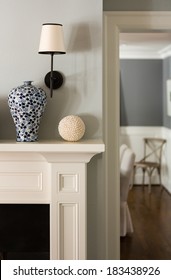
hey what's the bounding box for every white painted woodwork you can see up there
[0,139,105,260]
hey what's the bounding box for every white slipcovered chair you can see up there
[120,146,135,237]
[120,144,128,163]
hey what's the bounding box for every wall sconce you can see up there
[38,23,66,98]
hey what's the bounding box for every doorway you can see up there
[103,11,171,260]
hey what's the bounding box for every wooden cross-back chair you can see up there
[134,138,166,193]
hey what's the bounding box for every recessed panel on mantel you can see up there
[59,203,79,260]
[0,162,44,191]
[0,172,42,191]
[59,174,78,193]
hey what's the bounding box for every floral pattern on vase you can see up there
[8,81,47,142]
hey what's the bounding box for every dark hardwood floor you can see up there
[120,185,171,260]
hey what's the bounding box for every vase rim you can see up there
[23,81,33,86]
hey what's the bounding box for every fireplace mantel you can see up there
[0,139,105,260]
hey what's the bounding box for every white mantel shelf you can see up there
[0,139,105,260]
[0,139,104,152]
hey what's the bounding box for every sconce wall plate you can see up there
[45,70,64,90]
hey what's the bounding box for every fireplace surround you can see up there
[0,139,104,259]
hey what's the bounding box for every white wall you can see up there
[0,0,104,259]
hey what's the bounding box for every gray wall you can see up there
[0,0,102,141]
[103,0,171,11]
[120,60,163,126]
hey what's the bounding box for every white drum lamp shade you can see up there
[39,23,66,54]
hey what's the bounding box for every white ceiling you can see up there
[120,32,171,59]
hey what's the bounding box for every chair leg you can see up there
[148,168,155,193]
[148,175,151,193]
[158,167,161,186]
[133,167,136,186]
[142,168,145,185]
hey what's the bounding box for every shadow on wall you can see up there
[66,22,96,101]
[68,22,101,51]
[67,23,92,52]
[0,96,16,140]
[79,114,100,139]
[38,84,81,140]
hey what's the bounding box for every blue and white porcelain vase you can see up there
[8,81,47,142]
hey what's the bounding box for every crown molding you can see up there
[107,11,171,60]
[120,45,171,60]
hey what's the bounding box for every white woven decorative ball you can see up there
[58,115,85,141]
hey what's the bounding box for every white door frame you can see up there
[103,11,171,259]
